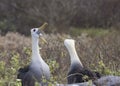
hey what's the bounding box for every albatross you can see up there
[17,23,50,86]
[64,39,101,84]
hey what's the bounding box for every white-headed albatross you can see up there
[17,23,50,86]
[30,27,50,85]
[64,39,101,84]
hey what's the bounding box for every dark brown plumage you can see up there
[67,63,101,84]
[17,66,35,86]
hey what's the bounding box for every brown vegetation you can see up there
[0,32,120,84]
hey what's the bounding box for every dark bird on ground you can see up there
[64,39,101,84]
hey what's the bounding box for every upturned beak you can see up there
[38,22,48,30]
[38,22,48,44]
[40,36,48,44]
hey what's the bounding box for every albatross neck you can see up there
[31,36,42,61]
[67,45,83,67]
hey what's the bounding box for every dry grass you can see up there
[0,31,120,85]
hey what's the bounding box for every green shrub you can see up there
[0,31,120,85]
[70,28,109,37]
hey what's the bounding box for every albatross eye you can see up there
[33,29,36,32]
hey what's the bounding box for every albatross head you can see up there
[64,39,75,50]
[31,28,47,43]
[31,28,42,38]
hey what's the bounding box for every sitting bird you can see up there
[64,39,101,84]
[17,23,50,86]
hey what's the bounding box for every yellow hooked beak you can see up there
[38,22,48,30]
[38,22,48,44]
[40,36,48,44]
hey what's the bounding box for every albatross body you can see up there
[30,28,50,83]
[64,39,101,84]
[18,28,50,86]
[29,28,50,86]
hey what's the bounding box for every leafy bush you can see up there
[69,28,109,37]
[0,0,120,35]
[0,31,120,85]
[0,20,16,35]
